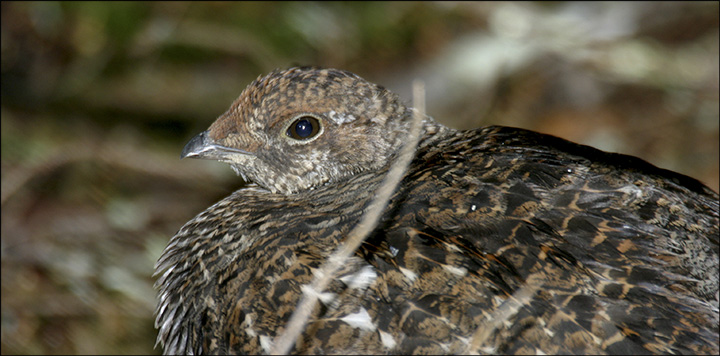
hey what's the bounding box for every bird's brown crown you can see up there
[183,67,426,194]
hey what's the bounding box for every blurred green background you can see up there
[1,2,718,354]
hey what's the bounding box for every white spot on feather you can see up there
[259,335,273,353]
[245,327,257,337]
[544,327,555,337]
[443,264,467,277]
[341,307,376,331]
[618,184,645,204]
[399,267,418,282]
[244,314,256,337]
[339,265,378,290]
[389,246,400,257]
[379,330,397,349]
[446,243,462,252]
[454,335,470,345]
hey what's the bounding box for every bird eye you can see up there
[287,116,321,140]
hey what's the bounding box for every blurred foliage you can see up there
[1,1,718,354]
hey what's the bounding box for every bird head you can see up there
[181,67,418,195]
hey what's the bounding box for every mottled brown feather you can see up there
[155,67,719,355]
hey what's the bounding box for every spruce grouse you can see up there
[154,67,719,354]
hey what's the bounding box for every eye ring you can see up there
[286,115,322,141]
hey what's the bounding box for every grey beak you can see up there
[181,130,252,160]
[181,130,214,159]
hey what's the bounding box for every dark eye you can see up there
[287,116,321,140]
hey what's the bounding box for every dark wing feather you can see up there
[358,126,718,353]
[155,125,718,354]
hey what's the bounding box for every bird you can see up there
[154,67,719,355]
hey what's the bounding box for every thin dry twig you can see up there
[269,81,427,355]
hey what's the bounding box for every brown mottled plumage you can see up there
[154,67,719,354]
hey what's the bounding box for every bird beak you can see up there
[181,130,252,160]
